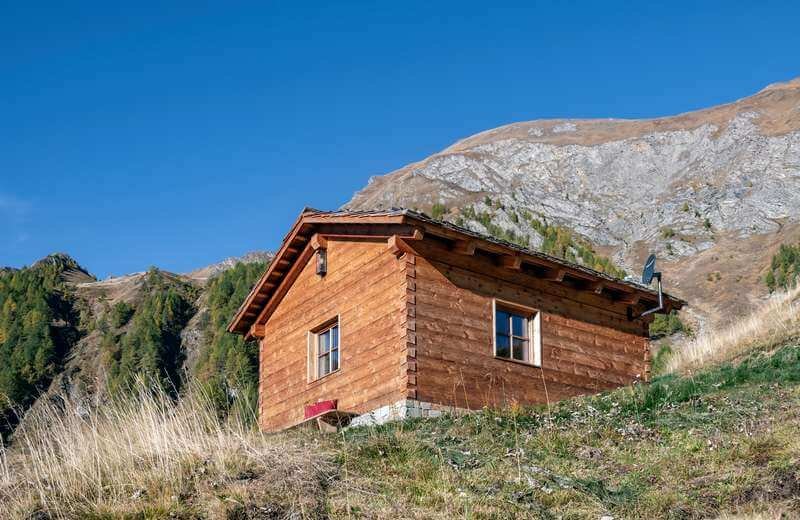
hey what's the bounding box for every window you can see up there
[493,301,541,366]
[308,319,340,380]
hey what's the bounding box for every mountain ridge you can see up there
[345,77,800,323]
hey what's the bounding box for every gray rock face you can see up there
[185,250,273,283]
[346,78,800,320]
[350,115,800,260]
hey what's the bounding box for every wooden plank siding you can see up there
[409,240,651,411]
[259,237,407,431]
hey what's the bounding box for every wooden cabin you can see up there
[228,209,684,432]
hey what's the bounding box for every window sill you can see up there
[493,355,541,369]
[308,368,341,386]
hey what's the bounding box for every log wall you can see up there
[409,240,651,410]
[259,238,407,431]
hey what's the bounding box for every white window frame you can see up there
[492,299,541,367]
[307,316,341,382]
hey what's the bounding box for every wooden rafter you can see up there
[452,239,476,255]
[387,235,411,257]
[586,281,605,295]
[616,293,641,305]
[500,254,522,270]
[310,234,328,251]
[248,243,316,339]
[542,268,566,282]
[387,228,425,257]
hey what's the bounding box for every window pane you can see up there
[512,338,528,361]
[331,349,339,371]
[331,325,338,348]
[318,353,330,377]
[495,310,510,335]
[512,315,528,337]
[319,330,330,354]
[496,334,510,358]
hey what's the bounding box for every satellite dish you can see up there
[641,254,657,285]
[640,253,664,317]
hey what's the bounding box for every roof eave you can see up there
[228,209,688,337]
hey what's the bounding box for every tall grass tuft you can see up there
[667,285,800,373]
[0,382,332,518]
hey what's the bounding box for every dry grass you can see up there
[715,502,800,519]
[0,385,333,519]
[667,285,800,374]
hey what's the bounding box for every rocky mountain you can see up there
[346,78,800,324]
[186,251,273,282]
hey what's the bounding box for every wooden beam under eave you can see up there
[387,235,413,257]
[386,235,414,258]
[310,234,328,251]
[542,268,566,282]
[586,281,605,295]
[500,254,522,270]
[616,293,641,305]
[452,239,476,255]
[249,323,266,339]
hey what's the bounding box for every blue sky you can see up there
[2,1,798,278]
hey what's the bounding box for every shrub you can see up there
[430,202,447,220]
[649,311,687,338]
[650,343,673,376]
[764,243,800,292]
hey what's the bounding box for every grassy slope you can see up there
[2,290,799,519]
[332,341,800,519]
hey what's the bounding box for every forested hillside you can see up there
[0,255,86,437]
[193,261,266,422]
[0,253,270,439]
[100,268,199,396]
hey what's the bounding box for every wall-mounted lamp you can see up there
[316,248,327,276]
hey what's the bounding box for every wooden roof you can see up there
[228,208,686,337]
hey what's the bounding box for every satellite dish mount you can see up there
[640,254,664,317]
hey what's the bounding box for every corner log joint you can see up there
[387,228,425,258]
